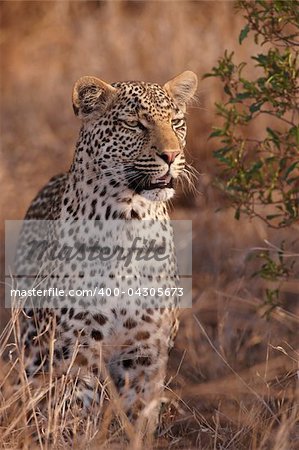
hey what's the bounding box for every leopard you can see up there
[14,71,197,436]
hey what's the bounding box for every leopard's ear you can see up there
[163,71,197,109]
[72,76,117,118]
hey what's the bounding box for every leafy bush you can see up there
[205,0,299,309]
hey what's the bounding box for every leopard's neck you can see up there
[60,171,169,221]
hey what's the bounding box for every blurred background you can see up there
[1,1,260,217]
[1,2,298,448]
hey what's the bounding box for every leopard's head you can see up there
[72,71,197,202]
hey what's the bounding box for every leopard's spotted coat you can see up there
[17,71,197,428]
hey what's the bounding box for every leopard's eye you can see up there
[120,119,146,131]
[124,120,140,127]
[172,118,185,128]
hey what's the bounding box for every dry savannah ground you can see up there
[0,2,298,449]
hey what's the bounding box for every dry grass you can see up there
[0,285,298,449]
[1,2,298,449]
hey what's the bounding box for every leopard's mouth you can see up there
[127,172,175,193]
[146,174,174,190]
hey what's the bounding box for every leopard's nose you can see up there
[159,151,180,165]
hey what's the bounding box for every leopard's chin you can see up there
[139,187,175,202]
[128,173,176,201]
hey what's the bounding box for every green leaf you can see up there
[286,176,299,185]
[239,24,250,44]
[252,54,268,66]
[224,84,232,95]
[250,161,263,172]
[289,126,299,145]
[209,128,224,138]
[249,101,263,113]
[266,127,280,149]
[202,72,214,79]
[236,92,252,100]
[213,146,232,155]
[285,161,299,179]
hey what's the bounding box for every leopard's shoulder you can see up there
[25,173,68,220]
